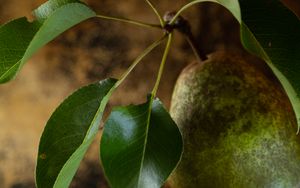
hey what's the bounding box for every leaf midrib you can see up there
[53,80,116,187]
[23,3,87,64]
[0,60,20,81]
[137,97,154,188]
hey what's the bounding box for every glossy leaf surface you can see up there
[101,98,183,188]
[0,0,96,83]
[36,78,117,188]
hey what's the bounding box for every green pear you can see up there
[169,51,300,188]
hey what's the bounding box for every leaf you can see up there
[238,0,300,131]
[185,0,241,23]
[36,78,117,188]
[0,0,96,83]
[100,97,183,188]
[189,0,300,130]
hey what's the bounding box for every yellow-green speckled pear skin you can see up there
[169,51,300,188]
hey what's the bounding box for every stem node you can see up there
[163,11,208,62]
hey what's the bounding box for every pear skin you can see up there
[169,51,300,188]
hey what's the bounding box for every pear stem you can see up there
[163,12,207,62]
[184,29,208,62]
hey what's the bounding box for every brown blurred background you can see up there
[0,0,298,188]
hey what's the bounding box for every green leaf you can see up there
[0,0,96,83]
[101,97,183,188]
[36,78,117,188]
[188,0,300,130]
[238,0,300,131]
[184,0,241,23]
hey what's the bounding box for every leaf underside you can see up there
[0,0,96,83]
[190,0,300,130]
[101,98,183,188]
[36,78,117,188]
[239,0,300,130]
[188,0,241,22]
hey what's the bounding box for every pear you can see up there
[169,51,300,188]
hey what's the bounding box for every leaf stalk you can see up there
[151,33,173,97]
[145,0,165,27]
[96,14,162,29]
[116,34,167,88]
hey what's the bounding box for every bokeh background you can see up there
[0,0,299,187]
